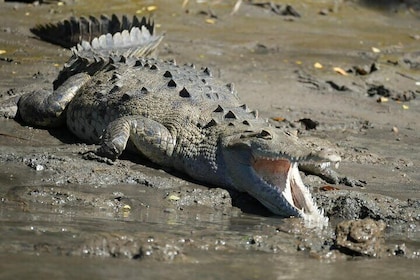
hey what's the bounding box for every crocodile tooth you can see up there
[150,64,158,70]
[141,87,149,94]
[203,67,212,76]
[163,71,172,78]
[179,87,190,98]
[224,110,237,119]
[167,79,177,88]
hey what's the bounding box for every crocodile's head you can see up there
[222,128,336,227]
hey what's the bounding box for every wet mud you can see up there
[0,0,419,279]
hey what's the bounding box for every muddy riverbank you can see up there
[0,0,419,279]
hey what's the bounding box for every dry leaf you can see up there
[320,185,340,191]
[376,97,388,103]
[314,62,323,69]
[272,117,285,122]
[333,67,348,76]
[146,5,157,12]
[168,194,180,201]
[372,47,381,53]
[205,18,216,24]
[0,50,6,55]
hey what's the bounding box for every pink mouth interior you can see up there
[252,158,304,211]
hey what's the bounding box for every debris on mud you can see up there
[248,1,301,17]
[334,218,386,257]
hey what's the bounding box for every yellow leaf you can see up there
[402,104,409,110]
[146,5,157,12]
[314,62,323,69]
[372,47,381,53]
[0,50,6,55]
[205,18,216,24]
[333,67,348,76]
[168,194,180,201]
[376,97,388,103]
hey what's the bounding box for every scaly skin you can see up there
[13,15,363,227]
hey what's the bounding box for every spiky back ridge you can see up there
[45,15,163,89]
[31,14,155,48]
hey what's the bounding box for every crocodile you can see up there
[10,15,359,226]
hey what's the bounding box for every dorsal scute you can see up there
[31,14,158,49]
[72,25,163,59]
[52,16,163,89]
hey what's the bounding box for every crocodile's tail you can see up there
[31,14,163,58]
[30,14,161,49]
[33,15,164,89]
[72,24,163,59]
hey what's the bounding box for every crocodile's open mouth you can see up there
[252,158,314,215]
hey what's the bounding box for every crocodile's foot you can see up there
[339,176,367,188]
[321,167,367,188]
[300,162,366,188]
[81,151,115,165]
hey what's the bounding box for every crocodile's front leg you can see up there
[18,73,91,127]
[95,116,176,164]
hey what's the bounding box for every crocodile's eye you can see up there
[258,129,272,140]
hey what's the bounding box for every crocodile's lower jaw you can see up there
[252,158,327,226]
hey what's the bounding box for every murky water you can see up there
[0,0,419,279]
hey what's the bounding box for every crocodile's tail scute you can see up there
[41,14,164,89]
[73,24,163,59]
[30,14,158,49]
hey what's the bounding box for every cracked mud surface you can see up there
[0,0,419,279]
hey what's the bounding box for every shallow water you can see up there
[0,0,419,279]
